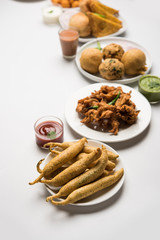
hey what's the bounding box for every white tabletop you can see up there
[0,0,160,239]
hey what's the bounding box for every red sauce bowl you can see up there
[34,116,64,148]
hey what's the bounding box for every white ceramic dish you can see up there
[75,37,152,84]
[60,7,80,12]
[59,8,127,43]
[44,139,124,206]
[65,83,151,143]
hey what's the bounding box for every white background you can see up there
[0,0,160,240]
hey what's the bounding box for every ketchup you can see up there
[35,120,63,147]
[59,29,79,58]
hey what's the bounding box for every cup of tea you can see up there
[58,27,79,59]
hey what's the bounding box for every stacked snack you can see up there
[69,0,122,37]
[99,43,125,80]
[29,138,124,205]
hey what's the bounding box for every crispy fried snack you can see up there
[46,145,108,201]
[76,85,140,135]
[79,0,92,13]
[44,141,119,160]
[40,148,102,187]
[48,168,124,205]
[89,0,121,24]
[29,138,87,185]
[87,12,122,37]
[80,0,119,16]
[30,139,124,206]
[90,0,119,16]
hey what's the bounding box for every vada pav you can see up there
[103,43,124,61]
[69,12,91,37]
[121,48,147,76]
[80,48,103,74]
[99,58,124,80]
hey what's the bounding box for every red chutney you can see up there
[35,120,63,147]
[59,29,79,57]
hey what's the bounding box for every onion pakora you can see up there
[76,85,140,135]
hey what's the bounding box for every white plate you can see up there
[75,37,152,84]
[62,7,80,11]
[44,139,125,206]
[65,83,151,143]
[59,8,127,43]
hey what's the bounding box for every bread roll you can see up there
[69,12,91,37]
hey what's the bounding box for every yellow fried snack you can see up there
[46,145,108,201]
[121,48,147,76]
[40,148,102,187]
[87,12,122,37]
[90,0,119,16]
[43,141,73,152]
[102,43,125,61]
[80,48,103,74]
[105,161,116,171]
[82,145,119,160]
[66,152,88,166]
[99,58,125,80]
[36,157,68,179]
[48,168,124,205]
[101,169,114,177]
[29,138,87,185]
[44,141,119,160]
[79,0,92,13]
[89,0,122,25]
[88,159,115,171]
[36,158,44,173]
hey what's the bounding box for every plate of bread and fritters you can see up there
[59,0,127,43]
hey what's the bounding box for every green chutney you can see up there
[138,75,160,103]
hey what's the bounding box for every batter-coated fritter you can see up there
[45,141,119,160]
[121,48,147,76]
[99,58,124,80]
[80,48,103,74]
[46,145,108,201]
[49,168,124,205]
[103,43,125,60]
[29,138,87,185]
[40,148,102,187]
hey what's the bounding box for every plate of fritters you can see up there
[65,83,151,143]
[44,139,124,206]
[75,37,152,84]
